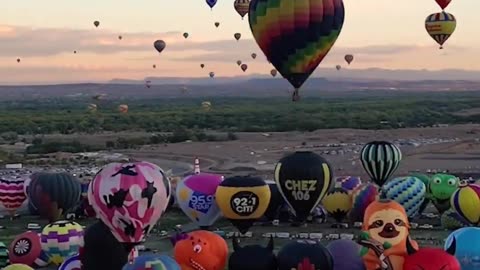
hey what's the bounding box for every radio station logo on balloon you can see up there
[189,192,215,214]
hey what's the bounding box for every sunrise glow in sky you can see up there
[2,0,479,84]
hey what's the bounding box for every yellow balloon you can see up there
[322,187,352,223]
[451,184,480,225]
[425,12,456,49]
[3,264,34,270]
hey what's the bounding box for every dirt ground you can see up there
[117,124,480,180]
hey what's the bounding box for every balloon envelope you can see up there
[215,176,271,233]
[234,0,250,18]
[274,151,333,221]
[249,0,345,94]
[322,187,351,223]
[88,162,170,243]
[445,227,480,270]
[277,240,333,270]
[176,173,223,228]
[0,177,26,215]
[327,240,365,270]
[425,12,456,49]
[360,141,402,187]
[451,184,480,225]
[154,40,166,53]
[40,220,84,265]
[382,176,426,217]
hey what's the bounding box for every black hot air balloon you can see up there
[200,64,205,68]
[274,151,333,222]
[28,172,81,222]
[215,176,271,233]
[277,240,334,270]
[229,237,277,270]
[360,141,402,187]
[93,21,100,28]
[81,221,132,270]
[263,180,284,221]
[154,40,166,53]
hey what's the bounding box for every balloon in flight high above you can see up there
[118,104,128,114]
[183,32,189,39]
[344,54,354,65]
[249,0,345,101]
[118,35,122,40]
[270,69,277,77]
[215,22,220,28]
[425,12,456,49]
[93,21,100,28]
[206,0,217,9]
[240,64,248,72]
[234,33,241,41]
[236,60,242,66]
[251,53,257,59]
[336,65,341,71]
[435,0,452,10]
[17,58,20,63]
[200,64,205,68]
[234,0,251,19]
[154,40,166,53]
[209,72,215,78]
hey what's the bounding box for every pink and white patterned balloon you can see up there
[87,162,170,243]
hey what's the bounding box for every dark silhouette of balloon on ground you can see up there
[277,240,334,270]
[229,237,277,270]
[327,239,365,270]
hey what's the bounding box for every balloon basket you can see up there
[331,223,349,229]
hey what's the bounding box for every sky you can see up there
[2,0,479,84]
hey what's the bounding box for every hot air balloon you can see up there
[0,177,26,216]
[58,254,81,270]
[270,69,277,77]
[429,173,459,214]
[251,53,257,59]
[17,58,20,63]
[334,176,361,194]
[214,22,220,28]
[202,101,212,112]
[249,0,345,101]
[183,32,189,39]
[344,54,354,65]
[451,184,480,225]
[9,232,49,268]
[321,187,351,223]
[263,180,284,221]
[236,60,242,66]
[81,221,131,270]
[145,80,152,88]
[209,72,215,78]
[234,0,250,19]
[118,35,123,40]
[215,176,271,233]
[118,104,129,114]
[87,162,171,243]
[336,65,341,71]
[40,220,84,265]
[176,173,223,229]
[327,240,365,270]
[274,151,333,222]
[152,64,156,69]
[234,33,241,41]
[206,0,217,9]
[28,172,81,222]
[200,64,205,68]
[436,0,452,10]
[94,21,100,27]
[154,40,166,53]
[87,103,97,112]
[240,64,248,72]
[382,176,426,218]
[73,50,77,54]
[425,12,456,49]
[277,241,334,270]
[174,231,228,270]
[360,141,402,187]
[3,265,34,270]
[123,254,180,270]
[0,242,8,268]
[350,183,380,222]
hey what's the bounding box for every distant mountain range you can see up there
[1,68,480,100]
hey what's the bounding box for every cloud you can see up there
[0,24,181,57]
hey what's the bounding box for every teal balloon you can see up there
[382,176,426,217]
[123,254,180,270]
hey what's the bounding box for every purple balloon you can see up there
[327,239,365,270]
[206,0,217,8]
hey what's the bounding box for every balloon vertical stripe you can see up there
[360,141,402,187]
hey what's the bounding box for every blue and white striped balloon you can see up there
[382,176,426,217]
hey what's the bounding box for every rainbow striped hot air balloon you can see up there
[451,184,480,225]
[382,176,426,218]
[0,177,27,216]
[249,0,345,101]
[350,183,379,222]
[40,220,84,265]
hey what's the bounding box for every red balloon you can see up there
[435,0,451,10]
[9,232,43,267]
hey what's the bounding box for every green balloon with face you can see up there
[429,173,459,214]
